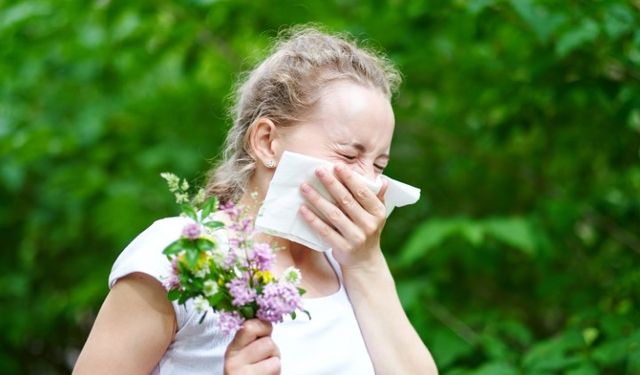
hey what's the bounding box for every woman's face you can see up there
[278,81,395,180]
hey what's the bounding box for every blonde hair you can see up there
[204,26,401,202]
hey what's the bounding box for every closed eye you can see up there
[340,154,357,161]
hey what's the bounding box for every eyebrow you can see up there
[339,142,390,160]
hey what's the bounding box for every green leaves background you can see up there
[1,0,638,373]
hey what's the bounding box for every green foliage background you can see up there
[1,0,639,373]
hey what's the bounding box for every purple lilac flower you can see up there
[256,282,302,323]
[181,221,202,240]
[223,251,235,269]
[219,200,240,221]
[218,311,245,336]
[163,258,181,291]
[226,277,257,306]
[224,248,244,269]
[162,274,180,291]
[228,237,241,250]
[231,217,253,233]
[249,243,275,271]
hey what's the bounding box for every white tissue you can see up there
[255,151,421,252]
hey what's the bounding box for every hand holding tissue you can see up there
[255,151,421,252]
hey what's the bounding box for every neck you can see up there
[236,179,340,297]
[236,174,267,218]
[237,178,321,271]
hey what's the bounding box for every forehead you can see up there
[303,80,395,149]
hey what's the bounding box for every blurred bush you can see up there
[1,0,638,373]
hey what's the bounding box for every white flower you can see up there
[174,192,189,204]
[194,265,210,279]
[181,179,189,191]
[193,295,210,313]
[212,246,227,265]
[203,280,219,297]
[193,188,206,206]
[160,172,180,192]
[283,266,302,285]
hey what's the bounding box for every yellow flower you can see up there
[196,252,210,269]
[255,270,274,284]
[200,233,218,244]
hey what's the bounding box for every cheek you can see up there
[279,128,331,159]
[281,141,326,158]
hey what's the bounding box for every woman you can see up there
[74,27,438,375]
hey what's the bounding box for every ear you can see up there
[247,117,282,167]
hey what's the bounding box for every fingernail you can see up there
[300,183,310,193]
[316,167,326,177]
[335,163,344,172]
[299,205,311,218]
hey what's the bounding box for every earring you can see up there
[264,160,277,169]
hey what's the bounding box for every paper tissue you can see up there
[255,151,420,252]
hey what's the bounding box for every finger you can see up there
[300,182,362,241]
[299,204,352,251]
[248,356,281,375]
[377,177,389,203]
[242,336,280,364]
[314,167,369,223]
[227,319,273,351]
[334,164,386,218]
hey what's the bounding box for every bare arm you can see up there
[342,254,438,374]
[299,164,438,374]
[73,273,176,375]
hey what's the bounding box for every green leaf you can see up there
[582,327,598,346]
[163,239,185,256]
[523,330,584,371]
[483,217,537,255]
[459,221,485,246]
[240,305,256,319]
[185,248,199,268]
[201,196,218,220]
[555,18,600,57]
[603,4,635,39]
[178,293,190,305]
[196,238,214,250]
[429,328,474,368]
[565,362,599,375]
[167,289,181,301]
[204,220,225,229]
[592,337,631,366]
[471,361,518,375]
[510,0,567,43]
[397,278,434,309]
[179,238,197,253]
[0,2,52,31]
[399,219,461,265]
[467,0,496,15]
[181,204,198,220]
[207,292,225,308]
[481,335,510,361]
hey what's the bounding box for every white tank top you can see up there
[109,217,375,375]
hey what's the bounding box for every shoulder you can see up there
[109,216,192,289]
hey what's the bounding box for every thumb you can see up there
[227,319,273,352]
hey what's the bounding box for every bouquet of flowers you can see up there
[159,173,309,335]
